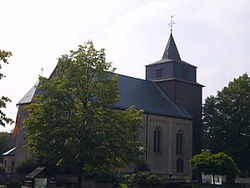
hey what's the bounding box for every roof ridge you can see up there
[116,73,149,82]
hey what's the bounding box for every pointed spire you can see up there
[162,33,181,61]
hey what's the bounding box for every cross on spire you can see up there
[41,67,44,76]
[168,15,175,33]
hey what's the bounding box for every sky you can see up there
[0,0,250,132]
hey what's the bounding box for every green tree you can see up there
[24,41,144,187]
[202,74,250,175]
[0,50,13,126]
[0,132,9,161]
[190,152,239,186]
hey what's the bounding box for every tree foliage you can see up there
[24,41,144,186]
[190,152,239,177]
[0,50,13,126]
[0,132,9,161]
[15,158,38,174]
[125,171,164,186]
[202,73,250,175]
[190,152,239,186]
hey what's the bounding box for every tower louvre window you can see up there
[181,69,188,79]
[155,69,163,77]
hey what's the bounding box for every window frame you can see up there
[153,127,162,153]
[176,130,183,155]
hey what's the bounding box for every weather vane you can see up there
[41,67,44,76]
[168,15,175,33]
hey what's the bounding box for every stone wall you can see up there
[15,105,33,169]
[145,114,192,177]
[14,109,193,178]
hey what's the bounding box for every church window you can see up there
[155,69,163,77]
[176,130,183,155]
[176,158,184,173]
[154,127,161,153]
[181,70,188,79]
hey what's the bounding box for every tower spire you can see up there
[162,33,181,61]
[162,16,181,60]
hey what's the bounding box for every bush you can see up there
[5,179,22,188]
[125,171,164,186]
[15,158,37,173]
[0,163,5,172]
[146,173,164,185]
[95,170,117,183]
[135,161,150,172]
[83,166,117,183]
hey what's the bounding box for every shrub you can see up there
[135,161,150,172]
[125,171,164,186]
[146,173,164,185]
[5,179,22,188]
[95,170,117,183]
[82,166,117,183]
[15,158,37,173]
[0,163,5,172]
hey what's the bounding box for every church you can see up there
[14,31,203,178]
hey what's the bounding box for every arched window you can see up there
[176,130,183,155]
[176,158,184,173]
[154,127,161,153]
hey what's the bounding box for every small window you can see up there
[155,69,163,77]
[154,127,161,153]
[176,158,184,173]
[182,70,188,79]
[176,130,183,155]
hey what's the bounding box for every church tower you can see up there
[145,32,203,156]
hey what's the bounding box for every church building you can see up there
[14,31,203,178]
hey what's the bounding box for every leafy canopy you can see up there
[0,133,9,161]
[24,41,144,179]
[190,152,239,177]
[202,73,250,175]
[0,50,13,126]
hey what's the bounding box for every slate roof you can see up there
[26,167,47,178]
[114,74,191,119]
[1,133,17,149]
[18,81,42,105]
[147,33,196,68]
[146,58,196,68]
[18,74,192,119]
[2,147,16,156]
[162,33,181,61]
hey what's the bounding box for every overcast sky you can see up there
[1,0,250,132]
